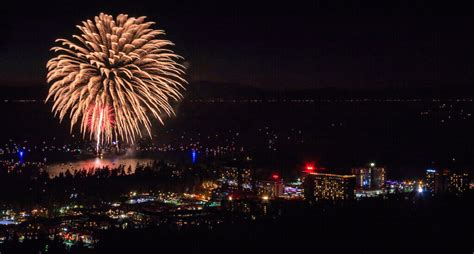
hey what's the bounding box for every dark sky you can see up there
[0,1,473,89]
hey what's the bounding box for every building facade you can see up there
[448,172,470,194]
[351,166,386,190]
[425,169,470,194]
[303,173,356,202]
[425,169,436,192]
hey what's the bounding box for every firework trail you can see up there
[46,13,186,153]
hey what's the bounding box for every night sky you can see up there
[1,1,472,89]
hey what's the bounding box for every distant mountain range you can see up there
[186,81,474,100]
[0,81,473,100]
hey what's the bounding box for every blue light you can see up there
[18,150,24,161]
[0,220,16,225]
[191,150,197,164]
[426,169,436,173]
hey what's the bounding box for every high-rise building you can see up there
[351,165,385,190]
[425,169,437,192]
[352,168,371,189]
[257,177,284,198]
[435,169,450,193]
[372,167,386,189]
[425,168,449,193]
[425,169,470,194]
[448,172,470,194]
[303,173,356,201]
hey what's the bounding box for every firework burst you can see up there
[46,13,186,151]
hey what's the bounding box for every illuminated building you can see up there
[425,169,470,194]
[425,169,436,192]
[352,167,371,189]
[386,180,420,193]
[219,166,253,190]
[425,169,449,193]
[448,172,470,194]
[371,167,386,189]
[435,169,450,193]
[303,173,356,201]
[257,180,284,198]
[274,181,284,197]
[351,164,385,190]
[355,189,385,198]
[282,179,304,199]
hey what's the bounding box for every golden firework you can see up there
[46,13,186,149]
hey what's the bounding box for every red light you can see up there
[305,163,316,172]
[271,174,279,180]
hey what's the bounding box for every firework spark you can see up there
[46,13,186,152]
[86,104,115,152]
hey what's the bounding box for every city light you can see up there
[0,4,472,252]
[191,149,197,164]
[303,162,318,173]
[305,173,356,201]
[18,150,24,162]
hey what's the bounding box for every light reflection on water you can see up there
[46,157,154,177]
